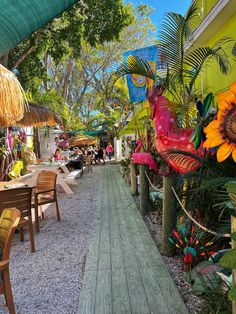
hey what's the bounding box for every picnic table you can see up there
[26,161,73,194]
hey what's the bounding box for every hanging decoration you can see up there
[204,82,236,163]
[123,45,159,103]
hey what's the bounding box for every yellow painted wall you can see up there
[194,13,236,97]
[204,0,219,18]
[194,0,219,25]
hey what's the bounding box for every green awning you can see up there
[0,0,78,57]
[61,129,105,136]
[85,130,105,136]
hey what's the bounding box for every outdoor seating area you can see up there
[1,0,236,313]
[0,167,101,314]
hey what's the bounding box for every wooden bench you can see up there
[64,169,83,185]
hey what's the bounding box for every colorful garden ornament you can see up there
[190,93,213,149]
[204,82,236,163]
[169,225,214,271]
[131,86,203,173]
[148,86,202,173]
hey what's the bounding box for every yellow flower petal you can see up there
[230,82,236,95]
[218,91,228,102]
[232,147,236,163]
[204,120,219,133]
[203,137,225,148]
[217,110,225,121]
[218,100,231,112]
[217,142,234,162]
[225,90,236,104]
[205,129,222,138]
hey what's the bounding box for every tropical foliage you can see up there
[5,4,155,133]
[113,1,236,128]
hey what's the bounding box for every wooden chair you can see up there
[0,187,35,253]
[0,208,21,314]
[32,171,60,233]
[85,155,93,172]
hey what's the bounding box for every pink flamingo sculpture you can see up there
[148,86,202,174]
[132,139,158,171]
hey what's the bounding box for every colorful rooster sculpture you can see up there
[147,86,202,174]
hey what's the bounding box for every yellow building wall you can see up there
[194,13,236,97]
[193,0,219,28]
[203,0,219,18]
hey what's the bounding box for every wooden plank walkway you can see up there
[77,165,188,314]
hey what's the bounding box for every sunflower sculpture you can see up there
[204,82,236,162]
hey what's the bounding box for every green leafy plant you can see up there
[196,272,231,314]
[120,158,131,178]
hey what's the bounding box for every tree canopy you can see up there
[5,0,132,89]
[9,3,155,132]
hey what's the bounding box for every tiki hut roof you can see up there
[17,102,62,127]
[0,65,27,127]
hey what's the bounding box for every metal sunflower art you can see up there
[204,82,236,162]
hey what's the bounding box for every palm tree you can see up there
[113,0,236,256]
[114,0,234,127]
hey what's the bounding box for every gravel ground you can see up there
[144,210,205,314]
[0,166,102,314]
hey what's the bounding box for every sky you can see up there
[125,0,192,35]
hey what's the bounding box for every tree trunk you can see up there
[33,128,40,159]
[130,162,138,196]
[139,164,150,215]
[161,175,177,256]
[62,57,74,101]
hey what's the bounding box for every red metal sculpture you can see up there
[132,86,202,173]
[149,86,202,173]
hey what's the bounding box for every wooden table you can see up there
[26,162,73,194]
[0,181,26,191]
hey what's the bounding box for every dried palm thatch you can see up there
[69,134,97,147]
[0,64,27,126]
[17,102,62,127]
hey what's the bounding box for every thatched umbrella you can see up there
[17,102,62,127]
[69,134,97,147]
[0,64,27,126]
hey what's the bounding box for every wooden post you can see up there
[139,164,150,215]
[130,162,138,196]
[161,175,177,256]
[232,214,236,314]
[33,127,40,158]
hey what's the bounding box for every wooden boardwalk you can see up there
[77,165,188,314]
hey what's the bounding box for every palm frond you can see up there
[188,177,235,194]
[114,55,156,82]
[175,101,197,128]
[183,0,199,36]
[185,38,233,91]
[158,1,198,72]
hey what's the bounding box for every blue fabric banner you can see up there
[123,45,158,103]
